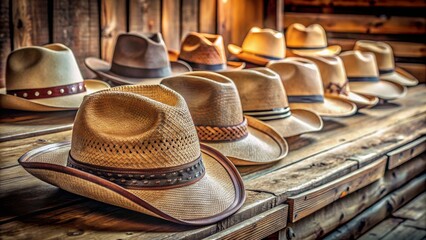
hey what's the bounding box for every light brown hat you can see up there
[340,50,407,100]
[18,85,245,225]
[228,27,286,66]
[354,40,418,86]
[85,33,191,85]
[305,55,379,108]
[0,44,109,111]
[178,32,245,71]
[218,68,323,137]
[286,23,341,57]
[267,57,357,117]
[161,72,288,166]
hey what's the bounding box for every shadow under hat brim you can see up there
[202,116,288,166]
[288,96,357,117]
[85,57,192,85]
[0,80,110,111]
[348,80,407,100]
[262,109,323,138]
[188,61,246,72]
[289,45,342,57]
[18,142,245,226]
[228,44,281,66]
[325,92,379,109]
[380,67,419,87]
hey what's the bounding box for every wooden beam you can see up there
[129,0,161,33]
[0,0,10,88]
[199,0,217,33]
[162,0,181,51]
[387,136,426,170]
[181,0,199,39]
[392,192,426,221]
[264,0,283,31]
[100,0,126,63]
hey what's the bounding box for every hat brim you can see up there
[289,96,357,117]
[289,45,342,57]
[85,58,192,85]
[228,44,280,66]
[325,92,379,109]
[263,109,323,138]
[348,80,407,100]
[18,142,245,226]
[0,80,110,111]
[203,116,288,166]
[380,67,419,87]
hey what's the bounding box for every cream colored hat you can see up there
[178,32,245,71]
[267,57,357,117]
[85,33,192,85]
[354,40,418,86]
[305,55,379,108]
[0,44,109,111]
[161,72,288,166]
[218,68,323,137]
[286,23,341,57]
[228,27,286,66]
[19,85,245,225]
[340,50,407,100]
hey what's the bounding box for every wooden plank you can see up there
[0,0,10,88]
[288,157,386,222]
[397,63,426,82]
[11,0,49,49]
[52,0,100,78]
[199,0,216,33]
[375,0,426,8]
[392,192,426,221]
[129,0,161,33]
[402,214,426,230]
[264,0,283,30]
[358,218,404,240]
[381,219,426,240]
[181,0,199,39]
[162,0,181,51]
[387,136,426,169]
[100,0,126,63]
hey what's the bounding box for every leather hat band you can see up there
[379,69,395,75]
[287,95,324,103]
[178,58,226,71]
[67,154,205,189]
[111,62,172,78]
[7,82,86,99]
[244,107,292,121]
[196,118,249,142]
[347,76,380,82]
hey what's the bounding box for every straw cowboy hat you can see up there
[0,44,109,111]
[228,27,286,66]
[177,32,245,71]
[340,50,407,100]
[218,68,323,137]
[286,23,341,57]
[161,72,288,166]
[305,55,379,108]
[19,85,245,225]
[267,58,357,117]
[85,33,191,85]
[354,40,418,86]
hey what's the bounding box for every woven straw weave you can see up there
[179,33,227,65]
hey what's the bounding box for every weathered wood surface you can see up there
[387,136,426,169]
[161,0,180,51]
[392,192,426,221]
[100,0,126,63]
[199,0,217,33]
[0,0,10,88]
[181,0,199,39]
[397,63,426,83]
[285,0,426,8]
[129,0,161,33]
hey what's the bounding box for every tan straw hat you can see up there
[340,50,407,100]
[18,85,245,225]
[267,57,357,117]
[228,27,286,66]
[218,68,323,137]
[305,55,379,108]
[354,40,418,86]
[85,33,191,85]
[0,44,109,111]
[286,23,341,57]
[178,32,245,71]
[161,72,288,166]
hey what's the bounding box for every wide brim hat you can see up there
[0,79,110,111]
[228,44,282,66]
[288,97,357,117]
[85,58,191,85]
[380,67,419,87]
[19,141,245,225]
[326,92,379,109]
[348,80,407,100]
[288,45,342,57]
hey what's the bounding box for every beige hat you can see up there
[354,40,418,86]
[228,27,286,66]
[161,72,288,166]
[286,23,341,57]
[340,50,407,100]
[178,32,245,71]
[305,55,379,108]
[85,33,192,85]
[218,68,323,137]
[267,57,357,117]
[0,44,109,111]
[19,85,245,225]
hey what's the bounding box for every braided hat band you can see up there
[196,118,249,142]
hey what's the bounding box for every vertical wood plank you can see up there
[101,0,126,62]
[162,0,181,51]
[264,0,283,31]
[181,0,199,39]
[53,0,100,78]
[199,0,216,33]
[217,0,232,55]
[0,0,10,88]
[129,0,161,33]
[12,0,49,49]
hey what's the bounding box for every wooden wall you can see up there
[0,0,282,88]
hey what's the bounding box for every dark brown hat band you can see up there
[178,58,226,71]
[379,69,395,75]
[347,76,380,82]
[326,82,349,95]
[111,62,172,78]
[196,118,249,142]
[287,95,324,103]
[7,82,86,99]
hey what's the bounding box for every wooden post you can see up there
[199,0,217,33]
[100,0,126,63]
[129,0,161,33]
[0,0,10,88]
[162,0,181,51]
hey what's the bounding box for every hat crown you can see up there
[161,72,244,126]
[286,23,328,48]
[70,85,200,169]
[219,68,288,111]
[111,33,170,69]
[179,33,227,65]
[6,44,84,90]
[241,27,286,58]
[306,56,349,92]
[354,40,394,70]
[340,50,379,77]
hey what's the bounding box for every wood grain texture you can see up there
[129,0,161,33]
[100,0,126,63]
[162,0,181,51]
[181,0,199,40]
[392,192,426,221]
[199,0,216,33]
[397,63,426,82]
[381,219,426,240]
[264,0,283,30]
[387,136,426,169]
[358,218,404,240]
[0,0,10,88]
